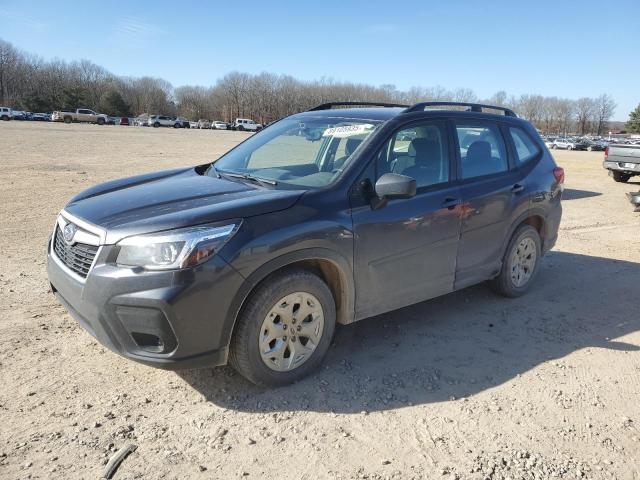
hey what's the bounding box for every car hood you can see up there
[64,166,304,244]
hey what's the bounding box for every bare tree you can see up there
[594,94,617,136]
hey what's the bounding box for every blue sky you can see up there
[0,0,637,120]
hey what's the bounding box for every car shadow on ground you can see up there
[178,251,639,413]
[561,188,602,200]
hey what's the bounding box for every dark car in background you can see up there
[47,101,563,386]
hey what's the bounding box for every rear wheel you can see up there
[612,171,630,183]
[64,116,72,124]
[97,117,105,125]
[238,125,245,131]
[230,269,336,386]
[153,122,160,128]
[490,225,542,298]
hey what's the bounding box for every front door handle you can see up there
[512,184,524,194]
[442,197,462,210]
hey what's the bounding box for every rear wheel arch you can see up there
[497,212,547,272]
[222,249,355,357]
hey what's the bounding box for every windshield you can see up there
[210,116,381,188]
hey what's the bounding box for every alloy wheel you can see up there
[510,237,537,288]
[259,291,324,372]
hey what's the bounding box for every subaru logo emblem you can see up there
[63,223,77,244]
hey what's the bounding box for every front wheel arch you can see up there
[220,249,355,358]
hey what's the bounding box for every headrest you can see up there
[409,138,440,166]
[466,141,491,161]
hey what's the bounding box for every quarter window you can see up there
[456,123,508,179]
[509,127,541,165]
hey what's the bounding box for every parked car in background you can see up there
[212,121,228,130]
[46,101,563,386]
[189,121,199,129]
[31,113,51,121]
[0,107,12,120]
[586,141,606,152]
[11,110,27,120]
[233,118,262,131]
[52,108,108,125]
[603,144,640,182]
[551,138,577,150]
[176,117,190,128]
[148,115,181,128]
[197,119,211,129]
[543,137,556,149]
[120,117,130,126]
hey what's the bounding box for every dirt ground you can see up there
[0,121,639,480]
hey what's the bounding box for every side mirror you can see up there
[375,173,416,199]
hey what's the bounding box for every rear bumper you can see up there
[47,240,246,370]
[604,160,640,174]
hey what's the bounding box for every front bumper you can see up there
[47,240,246,370]
[604,160,640,174]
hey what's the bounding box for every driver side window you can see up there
[376,121,450,188]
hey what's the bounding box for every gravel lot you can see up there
[1,121,639,480]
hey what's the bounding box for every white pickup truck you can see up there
[52,108,108,125]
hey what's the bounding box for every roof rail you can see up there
[308,101,409,111]
[404,102,518,117]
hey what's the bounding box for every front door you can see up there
[352,119,462,319]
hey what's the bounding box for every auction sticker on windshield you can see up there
[323,124,374,138]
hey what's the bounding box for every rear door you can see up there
[352,119,463,319]
[453,119,525,288]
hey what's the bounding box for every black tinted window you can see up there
[509,127,540,165]
[456,123,508,179]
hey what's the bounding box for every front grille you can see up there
[53,226,98,278]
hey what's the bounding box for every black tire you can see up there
[229,269,336,387]
[612,171,630,183]
[153,122,160,128]
[97,117,105,125]
[489,225,542,298]
[238,125,244,131]
[64,116,72,124]
[1,115,8,121]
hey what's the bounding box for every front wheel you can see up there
[587,146,593,152]
[97,118,105,125]
[230,269,336,386]
[490,225,542,298]
[612,171,630,183]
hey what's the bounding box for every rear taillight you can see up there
[553,167,565,184]
[604,146,609,158]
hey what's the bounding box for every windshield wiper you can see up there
[216,169,278,187]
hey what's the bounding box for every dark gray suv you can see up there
[47,102,564,386]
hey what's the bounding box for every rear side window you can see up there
[455,123,508,179]
[509,127,541,165]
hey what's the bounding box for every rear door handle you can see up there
[511,184,524,194]
[442,197,462,210]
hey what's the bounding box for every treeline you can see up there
[0,38,617,134]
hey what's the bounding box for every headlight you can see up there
[116,223,239,270]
